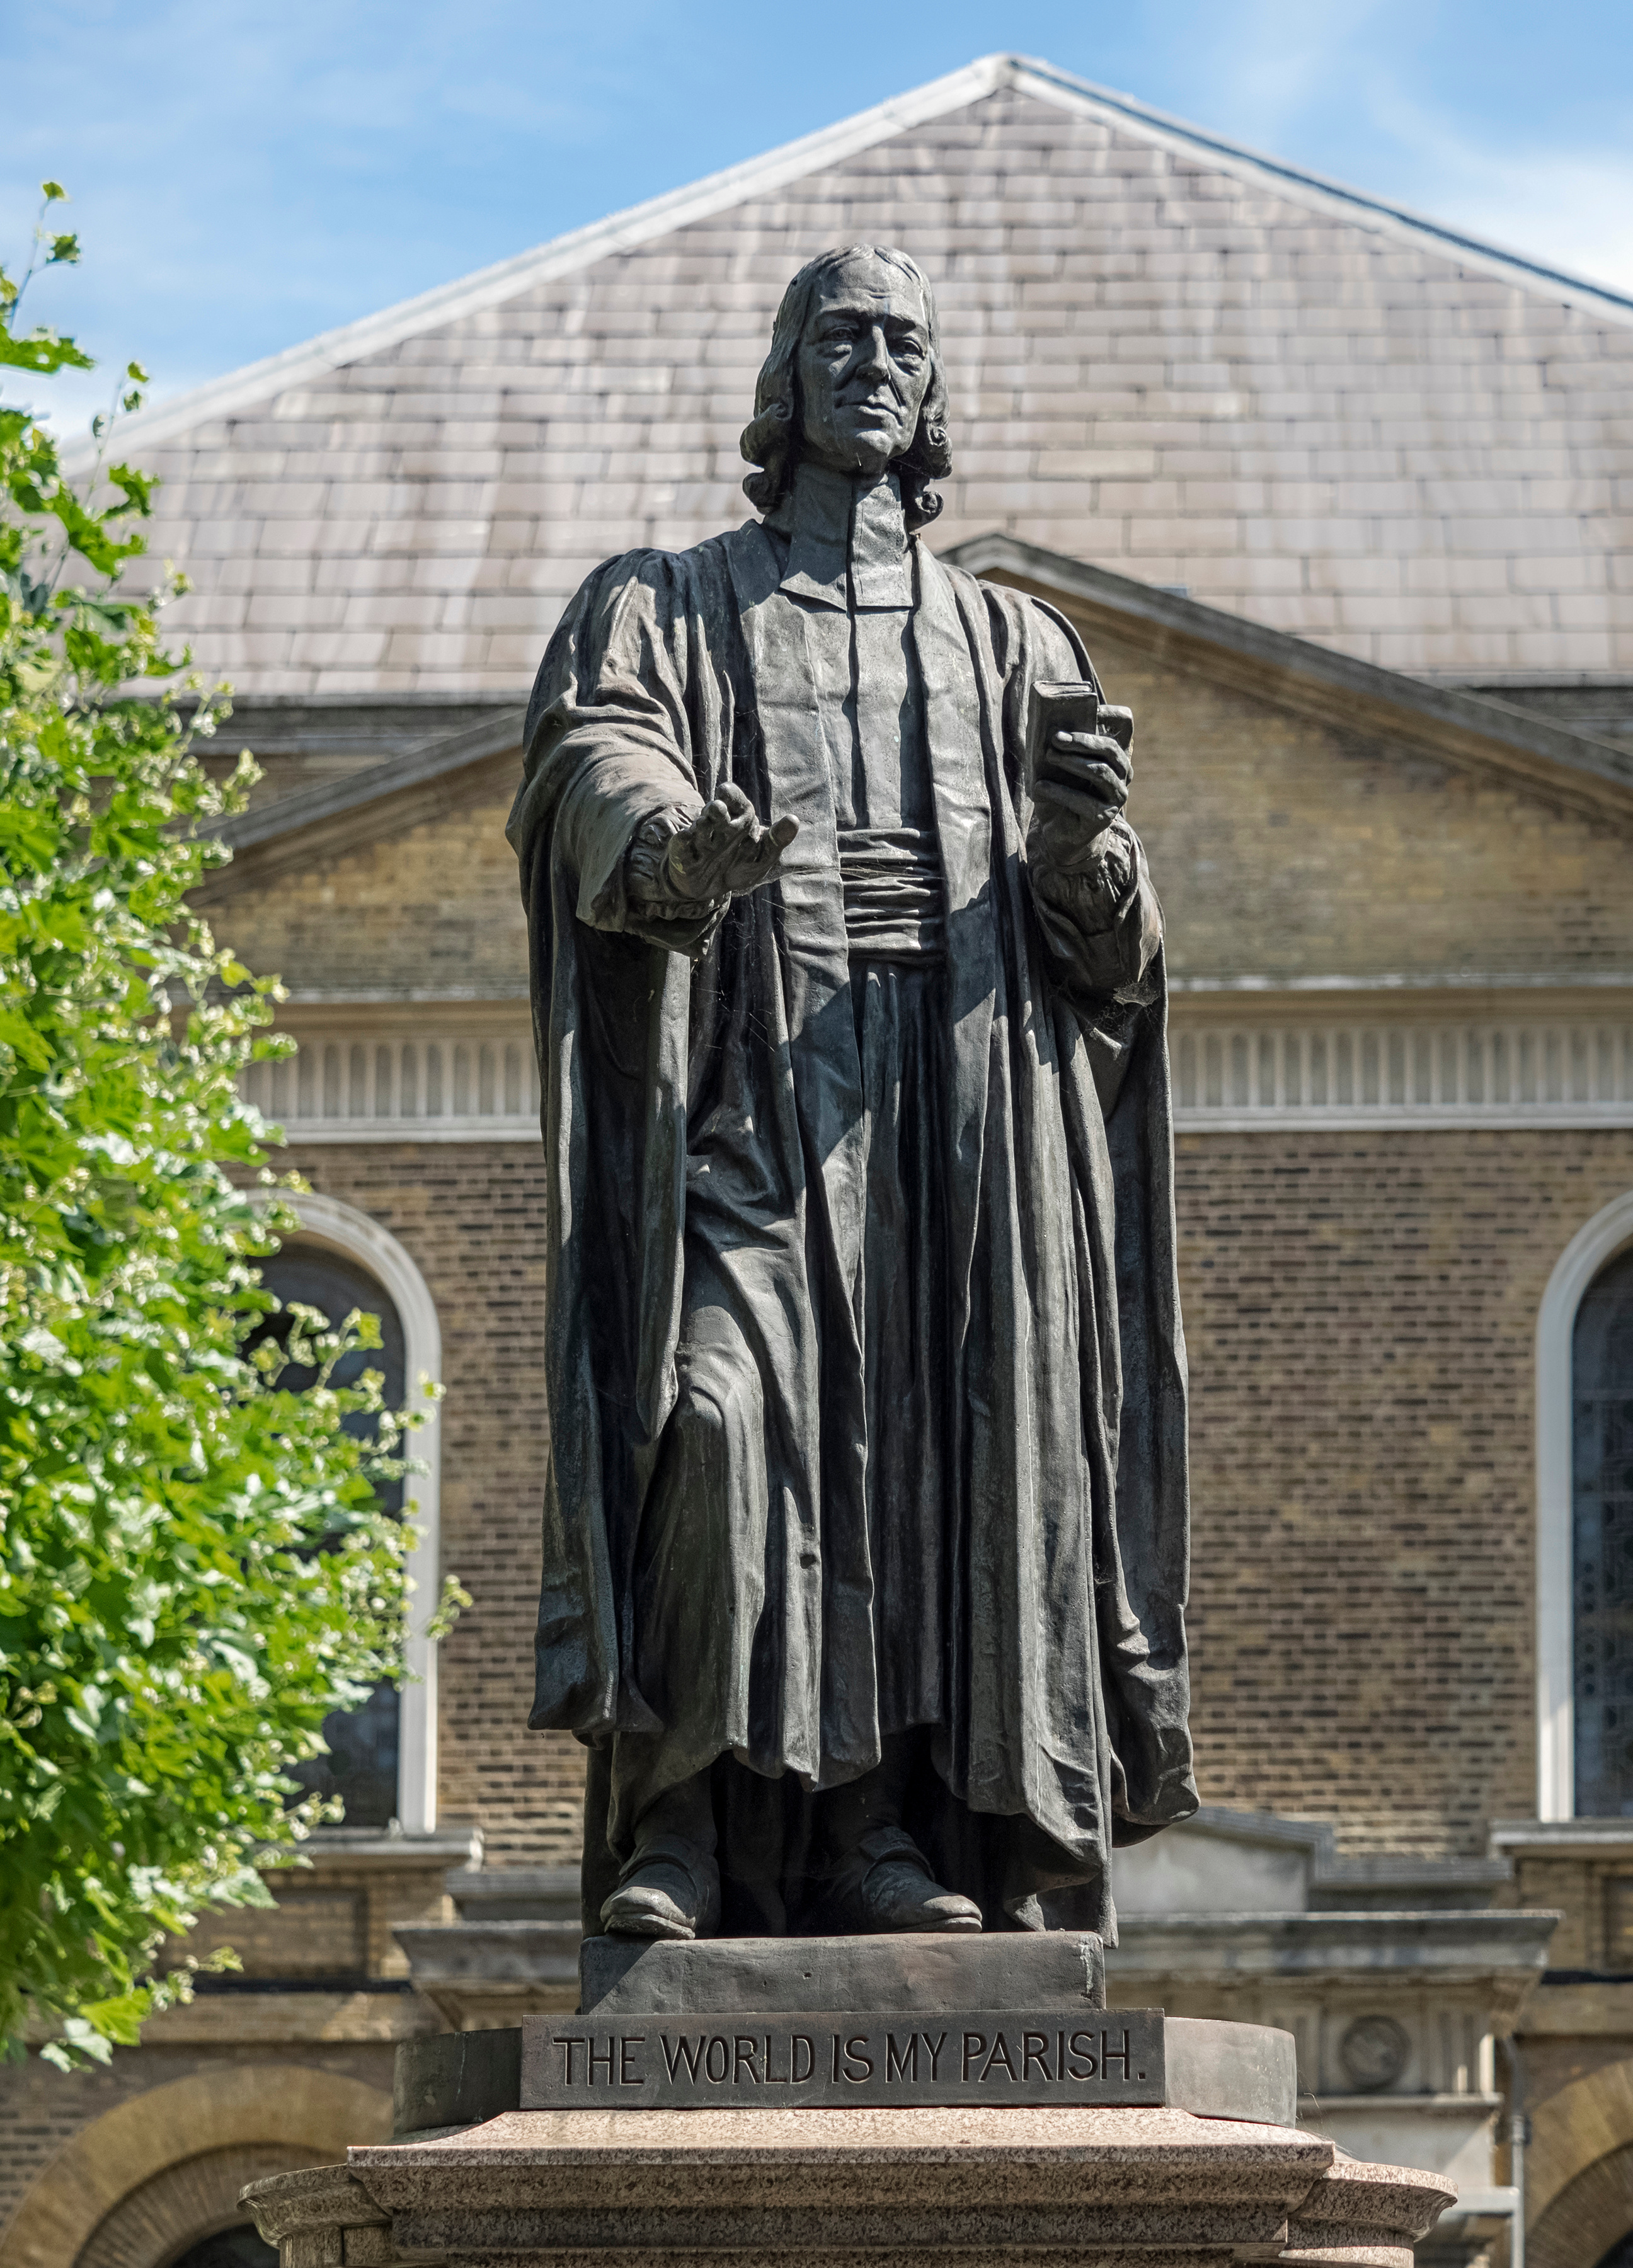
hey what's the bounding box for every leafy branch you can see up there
[0,184,456,2070]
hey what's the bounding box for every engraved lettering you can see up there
[529,2010,1159,2110]
[661,2033,704,2082]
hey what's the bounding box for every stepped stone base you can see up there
[244,2102,1455,2267]
[578,1928,1106,2015]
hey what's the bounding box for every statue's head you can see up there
[741,245,952,530]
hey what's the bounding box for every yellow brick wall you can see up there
[1178,1128,1633,1852]
[210,639,1633,1004]
[280,1128,1633,1869]
[1088,623,1633,982]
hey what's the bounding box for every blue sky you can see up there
[4,0,1632,432]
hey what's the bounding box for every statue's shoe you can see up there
[854,1857,983,1933]
[600,1841,721,1940]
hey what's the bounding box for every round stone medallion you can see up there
[1339,2013,1411,2090]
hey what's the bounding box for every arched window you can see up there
[249,1193,442,1835]
[249,1239,406,1830]
[1573,1244,1633,1818]
[1537,1192,1633,1819]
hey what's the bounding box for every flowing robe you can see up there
[507,518,1197,1936]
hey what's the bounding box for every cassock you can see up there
[507,461,1197,1939]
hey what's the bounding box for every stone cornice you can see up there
[948,533,1633,830]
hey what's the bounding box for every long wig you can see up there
[740,245,952,531]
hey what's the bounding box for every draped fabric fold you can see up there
[507,525,1196,1941]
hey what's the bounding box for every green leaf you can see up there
[0,330,96,376]
[40,181,67,202]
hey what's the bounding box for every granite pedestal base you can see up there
[248,1936,1452,2265]
[244,2104,1455,2268]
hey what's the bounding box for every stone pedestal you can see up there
[244,2103,1454,2267]
[246,1937,1453,2264]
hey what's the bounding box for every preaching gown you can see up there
[508,462,1197,1939]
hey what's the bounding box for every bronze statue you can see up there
[509,246,1196,1945]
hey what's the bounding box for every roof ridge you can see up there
[71,48,1633,465]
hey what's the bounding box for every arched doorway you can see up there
[73,2145,295,2267]
[168,2237,275,2268]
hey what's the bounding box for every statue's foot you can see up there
[854,1856,983,1934]
[601,1841,721,1940]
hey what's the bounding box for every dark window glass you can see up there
[168,2226,277,2268]
[249,1240,405,1829]
[1575,1243,1633,1818]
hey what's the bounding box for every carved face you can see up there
[795,253,932,479]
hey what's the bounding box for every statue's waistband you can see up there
[838,826,946,961]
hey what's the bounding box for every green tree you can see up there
[0,185,449,2070]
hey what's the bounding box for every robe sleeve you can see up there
[505,547,733,1744]
[506,551,722,956]
[980,587,1163,1010]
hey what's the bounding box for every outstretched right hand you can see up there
[662,782,798,903]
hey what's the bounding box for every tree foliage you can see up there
[0,186,445,2069]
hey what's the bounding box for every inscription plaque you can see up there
[520,2007,1164,2111]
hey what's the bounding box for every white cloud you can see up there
[1162,3,1633,299]
[1360,86,1633,294]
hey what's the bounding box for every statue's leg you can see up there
[816,1731,982,1934]
[599,1769,722,1940]
[597,1307,768,1942]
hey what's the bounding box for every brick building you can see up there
[3,53,1631,2268]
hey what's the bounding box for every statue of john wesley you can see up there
[508,245,1196,1946]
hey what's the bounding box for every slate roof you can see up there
[109,54,1633,696]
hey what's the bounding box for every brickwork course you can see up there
[108,54,1633,695]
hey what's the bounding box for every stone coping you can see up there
[355,2101,1327,2183]
[245,2107,1457,2266]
